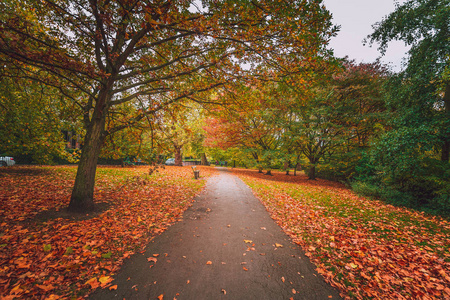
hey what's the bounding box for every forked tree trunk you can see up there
[201,153,208,165]
[68,108,106,212]
[174,146,182,166]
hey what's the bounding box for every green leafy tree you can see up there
[0,76,79,164]
[366,0,450,161]
[357,0,450,213]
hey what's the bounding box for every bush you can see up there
[353,153,450,217]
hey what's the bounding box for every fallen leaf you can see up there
[36,284,55,292]
[275,243,283,248]
[281,277,285,283]
[99,276,113,285]
[244,240,252,244]
[221,289,227,295]
[292,289,297,294]
[206,261,212,265]
[109,285,118,290]
[85,277,99,289]
[243,267,248,271]
[147,257,157,263]
[157,294,164,300]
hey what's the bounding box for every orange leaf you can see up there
[109,285,118,290]
[37,284,55,292]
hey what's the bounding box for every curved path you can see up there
[90,168,342,300]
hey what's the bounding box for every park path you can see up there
[90,168,342,300]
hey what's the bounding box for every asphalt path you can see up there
[90,168,342,300]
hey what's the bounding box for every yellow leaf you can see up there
[99,276,112,284]
[275,243,283,248]
[244,240,252,244]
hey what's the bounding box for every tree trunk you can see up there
[442,140,449,162]
[283,160,290,175]
[174,146,183,166]
[442,84,450,162]
[308,165,316,180]
[265,170,272,175]
[201,153,208,165]
[68,108,106,212]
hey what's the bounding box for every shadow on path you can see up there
[90,168,342,300]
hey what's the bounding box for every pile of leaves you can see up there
[233,169,450,299]
[0,165,214,299]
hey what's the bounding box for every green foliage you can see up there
[355,146,450,215]
[352,0,450,217]
[0,77,79,164]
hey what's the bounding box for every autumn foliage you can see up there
[233,168,450,299]
[0,166,215,299]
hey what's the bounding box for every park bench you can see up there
[191,166,200,179]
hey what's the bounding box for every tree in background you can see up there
[153,103,206,166]
[356,0,450,214]
[204,83,288,174]
[0,76,80,164]
[311,61,388,181]
[367,0,449,161]
[0,0,336,212]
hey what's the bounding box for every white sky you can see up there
[322,0,410,72]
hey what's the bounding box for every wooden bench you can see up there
[191,166,200,179]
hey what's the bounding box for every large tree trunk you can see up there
[201,153,208,165]
[174,146,183,166]
[68,105,107,212]
[308,165,316,180]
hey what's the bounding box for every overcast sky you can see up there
[322,0,410,72]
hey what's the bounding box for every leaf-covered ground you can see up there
[233,169,450,300]
[0,165,215,299]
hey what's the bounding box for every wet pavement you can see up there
[90,168,342,300]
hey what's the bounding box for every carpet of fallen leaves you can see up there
[0,165,215,299]
[233,168,450,300]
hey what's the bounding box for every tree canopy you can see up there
[0,0,336,211]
